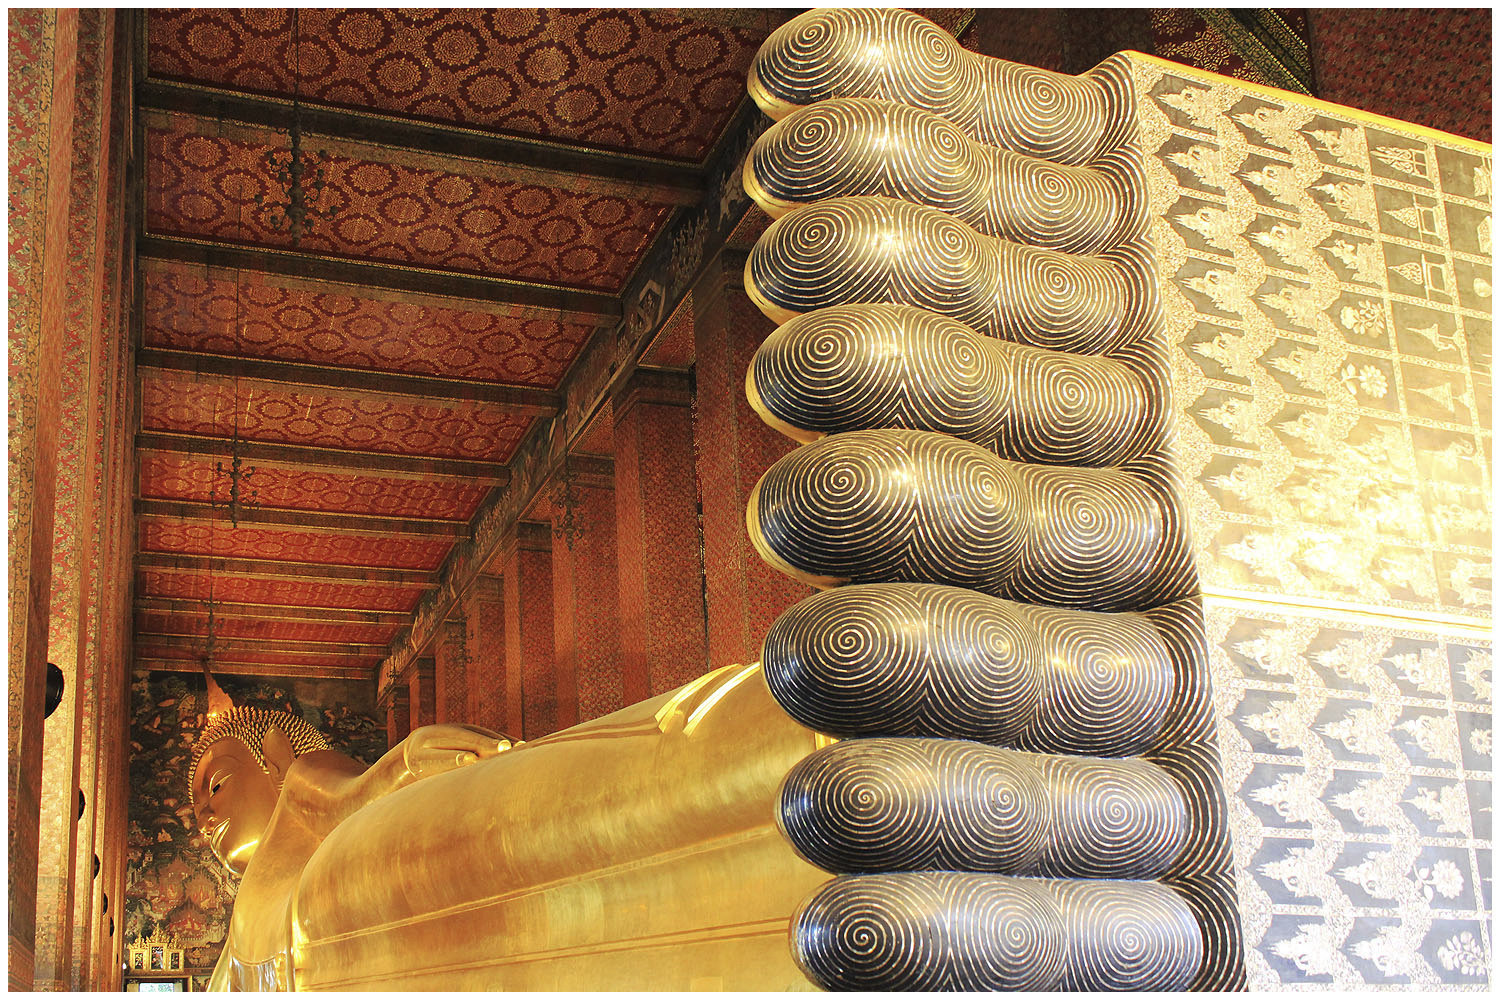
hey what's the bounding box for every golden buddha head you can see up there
[190,706,331,874]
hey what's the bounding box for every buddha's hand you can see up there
[401,724,511,782]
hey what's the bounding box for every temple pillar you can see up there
[433,620,466,725]
[462,576,505,735]
[690,249,811,667]
[93,474,130,990]
[551,477,621,729]
[7,10,79,987]
[385,688,410,746]
[409,658,437,730]
[502,522,553,740]
[613,370,709,699]
[84,12,132,986]
[33,12,120,988]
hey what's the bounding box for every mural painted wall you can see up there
[1136,55,1493,987]
[124,671,386,971]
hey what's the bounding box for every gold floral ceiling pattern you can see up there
[131,8,794,677]
[143,264,596,386]
[146,8,770,160]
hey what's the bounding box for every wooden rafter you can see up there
[138,235,622,325]
[137,634,387,658]
[135,597,411,626]
[138,348,561,414]
[136,552,437,587]
[136,498,466,536]
[137,658,373,681]
[136,432,509,482]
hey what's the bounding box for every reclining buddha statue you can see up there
[190,7,1241,991]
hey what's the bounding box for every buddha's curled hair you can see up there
[189,706,332,804]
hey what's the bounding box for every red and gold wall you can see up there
[8,8,136,991]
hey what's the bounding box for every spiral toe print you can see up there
[743,7,1240,990]
[749,429,1184,611]
[793,873,1200,991]
[748,8,1127,166]
[749,303,1159,465]
[762,583,1173,753]
[746,98,1140,255]
[779,739,1187,878]
[746,196,1133,355]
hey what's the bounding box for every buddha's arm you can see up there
[279,725,508,837]
[287,667,830,991]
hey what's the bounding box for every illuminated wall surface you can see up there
[1137,58,1493,987]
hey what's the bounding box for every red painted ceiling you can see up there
[137,452,489,521]
[139,517,452,570]
[139,571,424,613]
[146,8,770,160]
[143,263,594,387]
[145,123,672,289]
[140,371,533,460]
[136,609,400,646]
[132,8,786,681]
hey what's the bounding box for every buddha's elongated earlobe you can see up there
[262,726,296,790]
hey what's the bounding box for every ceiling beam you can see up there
[138,348,561,415]
[138,658,372,681]
[136,432,508,482]
[137,80,707,207]
[138,235,622,326]
[137,635,387,658]
[136,498,466,537]
[136,552,437,587]
[136,597,411,626]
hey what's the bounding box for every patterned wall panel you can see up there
[140,371,533,462]
[142,263,595,387]
[1139,60,1492,620]
[1151,10,1313,96]
[144,122,672,290]
[1135,55,1493,988]
[1308,9,1491,145]
[145,9,774,161]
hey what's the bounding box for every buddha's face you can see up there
[191,737,280,875]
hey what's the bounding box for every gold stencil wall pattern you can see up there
[1135,55,1492,988]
